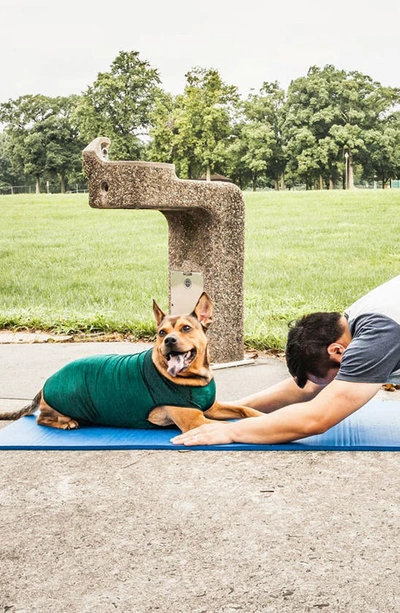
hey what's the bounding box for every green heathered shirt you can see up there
[43,348,216,428]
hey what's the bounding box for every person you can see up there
[171,274,400,447]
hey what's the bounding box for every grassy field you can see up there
[1,190,399,350]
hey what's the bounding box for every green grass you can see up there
[243,189,400,348]
[1,190,399,350]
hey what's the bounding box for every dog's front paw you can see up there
[63,419,80,430]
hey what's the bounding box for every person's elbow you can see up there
[301,414,333,437]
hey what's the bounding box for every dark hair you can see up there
[286,312,343,388]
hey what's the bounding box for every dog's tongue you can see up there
[167,353,186,377]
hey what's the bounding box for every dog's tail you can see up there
[0,391,42,421]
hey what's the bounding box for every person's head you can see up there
[286,312,345,388]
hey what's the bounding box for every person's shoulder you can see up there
[346,275,400,324]
[350,312,400,336]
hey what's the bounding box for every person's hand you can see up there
[171,422,236,446]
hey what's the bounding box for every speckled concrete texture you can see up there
[2,446,400,613]
[82,138,245,363]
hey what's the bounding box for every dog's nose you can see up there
[164,335,178,347]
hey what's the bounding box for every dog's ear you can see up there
[192,292,213,329]
[153,300,166,326]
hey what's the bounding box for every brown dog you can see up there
[0,293,262,433]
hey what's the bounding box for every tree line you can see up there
[1,50,400,193]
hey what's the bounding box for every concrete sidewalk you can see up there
[1,340,399,612]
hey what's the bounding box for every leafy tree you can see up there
[361,115,400,187]
[327,70,399,187]
[0,95,52,192]
[283,127,320,189]
[282,65,400,188]
[76,50,163,160]
[150,67,240,179]
[224,125,260,190]
[0,95,84,193]
[41,96,85,192]
[0,132,27,193]
[146,91,179,165]
[235,82,286,190]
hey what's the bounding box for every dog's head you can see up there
[152,292,213,384]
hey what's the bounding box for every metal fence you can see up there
[0,185,88,195]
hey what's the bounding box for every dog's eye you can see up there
[182,325,192,332]
[158,330,166,337]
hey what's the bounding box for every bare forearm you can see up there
[225,380,381,444]
[226,404,314,444]
[232,377,320,413]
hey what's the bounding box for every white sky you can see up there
[2,0,400,103]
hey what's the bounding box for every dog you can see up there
[0,293,262,433]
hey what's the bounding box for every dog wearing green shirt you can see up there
[1,293,262,433]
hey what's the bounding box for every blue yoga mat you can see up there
[0,399,399,451]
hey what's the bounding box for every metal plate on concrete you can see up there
[170,271,204,315]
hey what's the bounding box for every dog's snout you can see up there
[164,335,178,346]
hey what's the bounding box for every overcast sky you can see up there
[2,0,400,104]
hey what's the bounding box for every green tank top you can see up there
[43,348,216,429]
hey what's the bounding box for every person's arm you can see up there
[171,380,382,446]
[230,376,324,413]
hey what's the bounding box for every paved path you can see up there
[1,340,399,612]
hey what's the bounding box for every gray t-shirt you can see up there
[336,275,400,384]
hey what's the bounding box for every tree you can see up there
[76,50,163,160]
[0,132,26,193]
[327,69,399,188]
[223,125,253,190]
[235,82,286,190]
[284,127,321,189]
[146,91,179,164]
[41,96,85,192]
[282,65,400,188]
[0,95,84,193]
[0,95,52,192]
[150,67,240,179]
[361,115,400,187]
